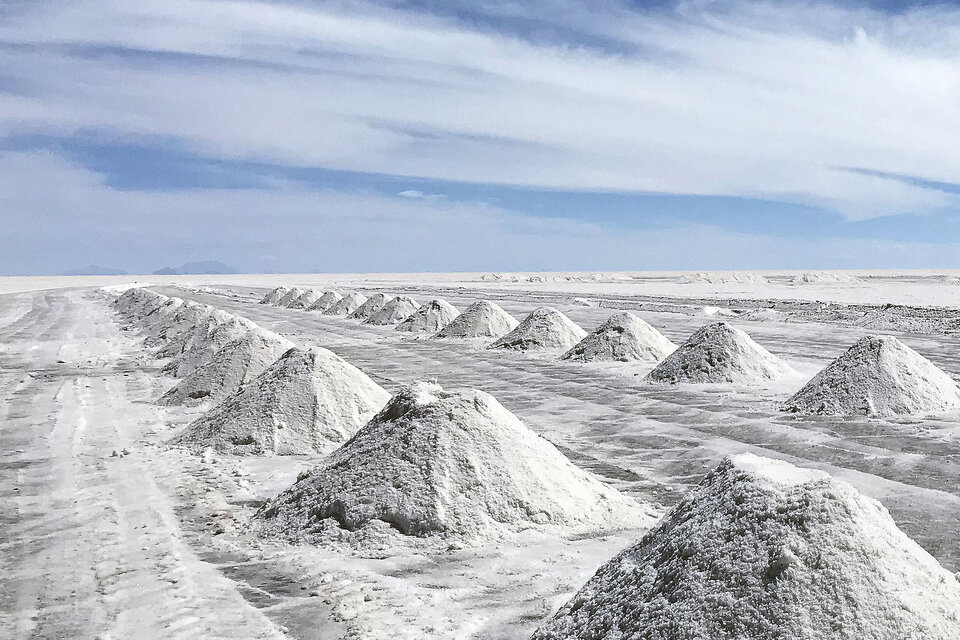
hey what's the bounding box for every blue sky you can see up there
[3,0,960,274]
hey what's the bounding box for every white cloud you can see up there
[2,149,959,275]
[1,1,959,218]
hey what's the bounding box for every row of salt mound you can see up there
[532,453,960,640]
[255,382,657,540]
[365,295,420,325]
[395,299,460,332]
[172,346,389,455]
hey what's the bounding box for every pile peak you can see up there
[532,453,960,640]
[364,295,420,325]
[434,300,519,339]
[259,286,288,305]
[171,346,389,455]
[349,293,389,320]
[324,291,367,316]
[562,311,677,363]
[784,335,960,416]
[255,382,655,541]
[645,321,796,384]
[488,306,586,351]
[308,290,343,312]
[158,328,295,406]
[395,299,459,332]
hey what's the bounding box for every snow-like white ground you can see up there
[3,271,960,639]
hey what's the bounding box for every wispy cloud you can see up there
[2,0,960,220]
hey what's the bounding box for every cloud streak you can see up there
[2,0,960,219]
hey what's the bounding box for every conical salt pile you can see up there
[324,291,367,316]
[277,287,306,307]
[562,311,677,363]
[288,288,323,309]
[532,453,960,640]
[350,293,390,320]
[172,347,389,455]
[488,307,586,351]
[255,382,656,539]
[783,335,960,416]
[364,296,420,325]
[645,322,796,384]
[395,299,459,332]
[434,300,519,339]
[259,286,288,305]
[160,312,258,378]
[158,328,295,406]
[308,290,343,313]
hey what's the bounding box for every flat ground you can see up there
[3,271,960,639]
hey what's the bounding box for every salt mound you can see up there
[259,286,288,305]
[277,287,306,307]
[395,299,459,332]
[349,293,389,320]
[161,314,257,378]
[532,453,960,640]
[783,335,960,416]
[158,328,295,406]
[172,347,389,455]
[562,312,677,363]
[255,382,656,539]
[364,296,420,325]
[681,271,768,284]
[434,300,519,339]
[488,307,586,351]
[308,290,343,312]
[645,322,796,384]
[288,288,322,309]
[791,271,861,284]
[144,300,215,346]
[323,291,367,316]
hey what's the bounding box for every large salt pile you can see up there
[434,300,519,339]
[143,300,214,347]
[172,347,388,455]
[276,287,306,307]
[288,288,322,309]
[645,322,796,384]
[256,382,656,540]
[532,453,960,640]
[308,290,343,312]
[783,335,960,416]
[488,307,586,351]
[349,293,390,320]
[562,312,677,363]
[159,312,257,378]
[259,286,288,305]
[395,299,459,332]
[323,291,367,316]
[364,295,421,325]
[158,328,295,406]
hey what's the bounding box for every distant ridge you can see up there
[152,260,239,275]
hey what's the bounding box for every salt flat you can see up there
[3,271,960,639]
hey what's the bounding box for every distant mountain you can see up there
[152,260,239,275]
[63,265,128,276]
